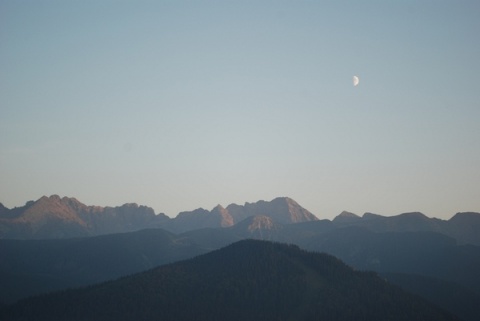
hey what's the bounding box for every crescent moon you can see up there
[353,76,359,86]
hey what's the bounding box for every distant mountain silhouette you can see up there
[0,240,459,321]
[3,195,479,243]
[332,210,480,245]
[336,211,444,232]
[166,205,234,233]
[227,197,318,224]
[332,210,361,223]
[163,196,317,233]
[0,196,317,238]
[445,212,480,245]
[0,195,169,239]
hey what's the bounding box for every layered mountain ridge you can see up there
[0,240,459,321]
[1,195,479,245]
[0,195,317,239]
[333,210,480,245]
[1,197,480,320]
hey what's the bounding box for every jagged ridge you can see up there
[0,195,168,239]
[0,196,317,239]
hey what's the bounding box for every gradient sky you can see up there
[1,1,479,219]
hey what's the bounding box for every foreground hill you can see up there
[0,240,458,321]
[0,196,317,239]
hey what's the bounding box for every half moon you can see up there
[353,76,359,86]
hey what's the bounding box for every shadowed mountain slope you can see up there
[0,228,208,304]
[382,272,480,321]
[0,240,459,321]
[335,211,444,232]
[445,212,480,245]
[301,227,480,294]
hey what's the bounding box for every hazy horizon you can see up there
[1,1,479,220]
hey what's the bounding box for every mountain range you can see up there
[0,240,459,321]
[1,195,480,320]
[0,195,317,238]
[1,195,479,245]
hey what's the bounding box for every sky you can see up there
[1,1,479,220]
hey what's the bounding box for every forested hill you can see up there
[1,240,459,321]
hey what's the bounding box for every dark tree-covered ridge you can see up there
[1,240,459,321]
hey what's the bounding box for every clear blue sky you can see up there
[1,1,479,219]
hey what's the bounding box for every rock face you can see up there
[227,197,318,225]
[0,195,168,239]
[229,215,284,240]
[164,197,318,233]
[246,215,278,232]
[168,205,234,233]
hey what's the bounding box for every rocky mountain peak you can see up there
[212,204,226,211]
[226,197,317,225]
[0,195,163,239]
[23,195,84,222]
[211,204,234,227]
[333,211,361,223]
[338,211,359,217]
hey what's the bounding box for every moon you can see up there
[353,75,359,87]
